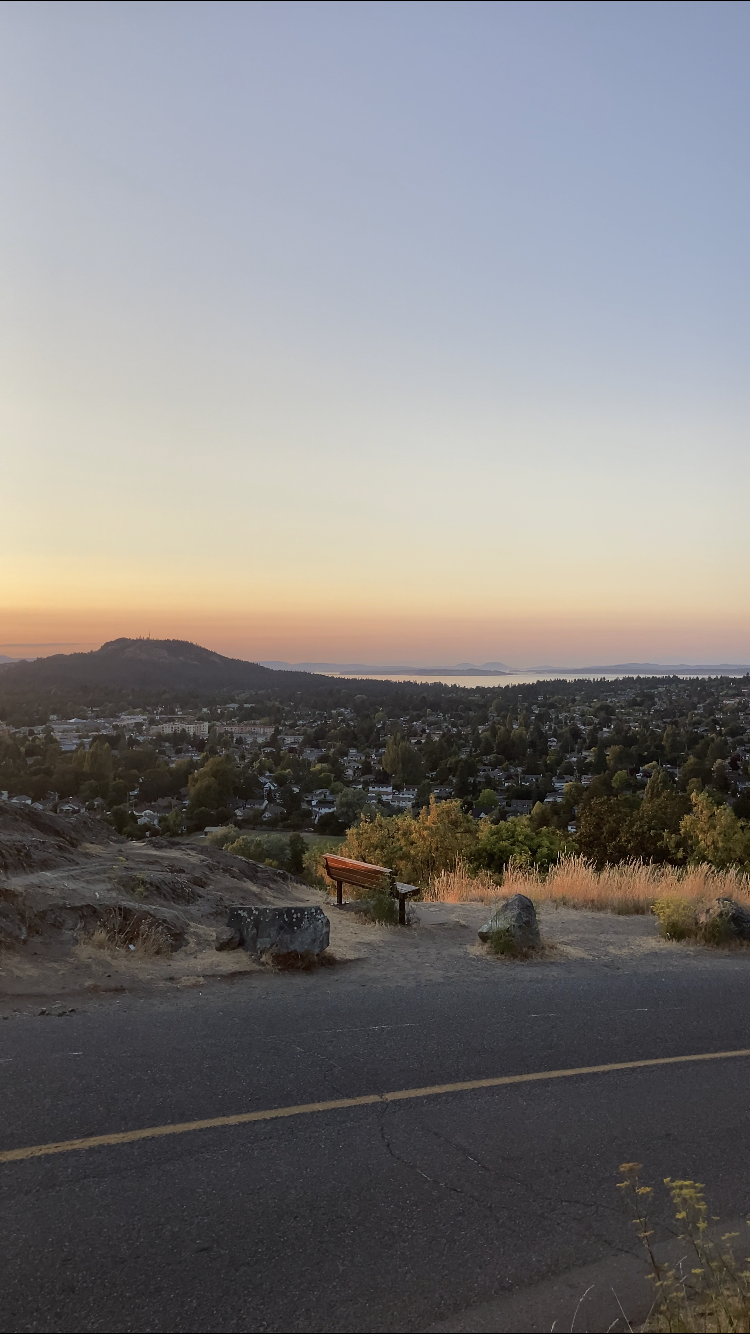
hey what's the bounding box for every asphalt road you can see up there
[3,951,750,1333]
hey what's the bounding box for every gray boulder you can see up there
[214,924,242,952]
[478,893,540,952]
[697,897,750,943]
[227,905,330,959]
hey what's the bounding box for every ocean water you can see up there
[324,671,735,689]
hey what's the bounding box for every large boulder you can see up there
[478,893,540,953]
[227,905,330,960]
[697,897,750,943]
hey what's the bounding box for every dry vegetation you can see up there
[89,907,174,956]
[422,859,498,902]
[619,1162,750,1333]
[422,855,750,916]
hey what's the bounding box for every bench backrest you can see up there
[323,854,395,893]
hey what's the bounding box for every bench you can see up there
[322,854,420,926]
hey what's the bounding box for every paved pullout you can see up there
[2,945,750,1332]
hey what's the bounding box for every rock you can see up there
[697,897,750,943]
[478,893,541,952]
[227,905,330,960]
[214,925,242,952]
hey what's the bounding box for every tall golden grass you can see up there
[423,860,497,902]
[425,855,750,914]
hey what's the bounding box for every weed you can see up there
[367,890,399,925]
[618,1162,750,1331]
[486,926,518,956]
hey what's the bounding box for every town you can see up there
[2,672,749,865]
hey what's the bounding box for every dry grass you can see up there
[88,908,174,956]
[536,857,750,915]
[424,855,750,915]
[422,859,498,903]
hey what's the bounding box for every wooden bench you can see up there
[322,854,419,926]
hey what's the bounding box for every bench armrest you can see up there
[393,882,420,898]
[392,882,420,925]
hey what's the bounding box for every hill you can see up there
[0,637,441,724]
[0,638,312,695]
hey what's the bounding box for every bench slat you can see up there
[323,855,393,877]
[323,855,394,893]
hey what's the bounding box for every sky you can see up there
[2,0,750,667]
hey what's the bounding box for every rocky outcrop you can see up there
[227,905,330,960]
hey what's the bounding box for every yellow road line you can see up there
[3,1046,750,1166]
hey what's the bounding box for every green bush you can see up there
[651,896,696,940]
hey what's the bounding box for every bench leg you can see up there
[336,880,343,907]
[398,893,406,926]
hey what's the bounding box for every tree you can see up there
[473,817,574,874]
[576,797,636,868]
[187,753,238,825]
[382,735,424,785]
[84,739,113,784]
[335,787,371,828]
[159,809,185,837]
[452,757,476,798]
[475,788,499,813]
[681,791,750,869]
[288,832,306,875]
[140,768,174,802]
[341,798,476,887]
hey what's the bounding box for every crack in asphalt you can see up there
[375,1108,627,1251]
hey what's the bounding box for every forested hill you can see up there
[0,639,300,692]
[0,637,429,723]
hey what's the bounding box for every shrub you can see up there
[205,824,240,849]
[226,835,266,860]
[651,896,697,940]
[225,833,298,872]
